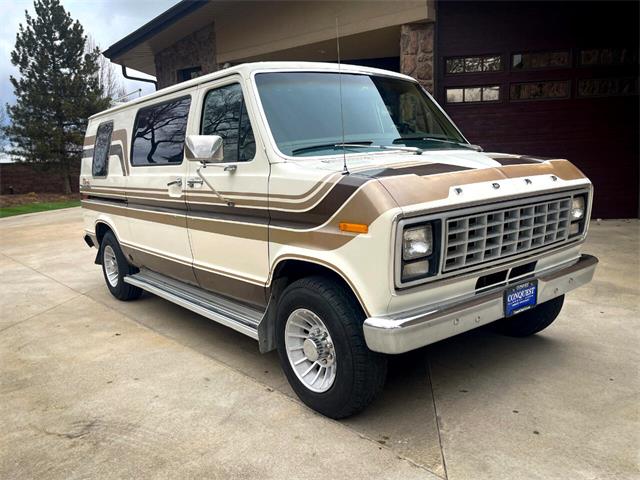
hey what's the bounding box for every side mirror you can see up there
[185,135,224,163]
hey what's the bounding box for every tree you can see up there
[0,110,7,153]
[86,35,126,103]
[5,0,110,193]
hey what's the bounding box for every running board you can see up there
[124,269,262,340]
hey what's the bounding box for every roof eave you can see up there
[103,0,208,61]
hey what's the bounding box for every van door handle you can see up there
[167,178,182,187]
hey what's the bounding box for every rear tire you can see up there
[100,231,142,301]
[490,295,564,337]
[276,276,387,419]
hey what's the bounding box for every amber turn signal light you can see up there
[339,222,369,234]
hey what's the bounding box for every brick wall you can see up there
[154,23,218,89]
[0,162,80,195]
[400,23,435,93]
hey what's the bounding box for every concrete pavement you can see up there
[0,208,638,479]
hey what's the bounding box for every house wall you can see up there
[154,23,217,89]
[400,23,435,93]
[214,1,433,64]
[150,2,435,90]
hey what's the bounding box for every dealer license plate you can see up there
[504,280,538,317]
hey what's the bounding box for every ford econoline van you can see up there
[81,62,598,418]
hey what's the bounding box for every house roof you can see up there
[103,0,210,76]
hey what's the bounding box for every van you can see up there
[81,62,598,418]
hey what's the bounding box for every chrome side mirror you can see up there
[185,134,224,163]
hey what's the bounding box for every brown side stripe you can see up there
[84,174,371,230]
[120,242,268,308]
[269,174,370,228]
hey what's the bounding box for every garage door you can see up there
[436,1,639,218]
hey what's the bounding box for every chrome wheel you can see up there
[103,245,119,287]
[285,308,337,393]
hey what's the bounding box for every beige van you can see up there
[81,62,598,418]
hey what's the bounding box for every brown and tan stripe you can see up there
[119,242,268,308]
[83,159,587,248]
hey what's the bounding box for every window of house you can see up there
[92,121,113,177]
[446,85,501,103]
[510,81,570,101]
[446,55,502,74]
[131,96,191,166]
[178,67,202,83]
[577,77,639,97]
[579,48,638,66]
[512,51,570,70]
[201,83,256,162]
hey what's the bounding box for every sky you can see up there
[0,0,178,115]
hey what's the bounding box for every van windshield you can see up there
[254,72,469,157]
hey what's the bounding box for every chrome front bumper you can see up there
[363,254,598,354]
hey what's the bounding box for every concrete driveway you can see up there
[1,208,638,479]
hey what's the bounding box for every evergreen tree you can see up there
[6,0,110,193]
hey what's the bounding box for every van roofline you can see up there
[88,62,417,120]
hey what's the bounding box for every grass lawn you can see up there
[0,199,80,218]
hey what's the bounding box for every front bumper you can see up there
[363,254,598,354]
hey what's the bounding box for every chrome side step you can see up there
[124,269,263,340]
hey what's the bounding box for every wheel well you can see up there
[95,222,113,246]
[258,259,365,353]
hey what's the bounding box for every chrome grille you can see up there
[443,197,572,272]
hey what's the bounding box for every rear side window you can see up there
[201,84,256,162]
[92,121,113,177]
[131,96,191,166]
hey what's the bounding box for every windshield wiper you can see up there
[291,141,425,156]
[336,143,424,155]
[394,136,482,152]
[291,141,373,155]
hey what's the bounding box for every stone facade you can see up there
[400,23,435,93]
[154,23,217,89]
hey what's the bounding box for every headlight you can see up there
[571,196,585,221]
[398,221,439,286]
[403,225,433,260]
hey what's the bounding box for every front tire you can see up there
[100,231,142,301]
[490,295,564,337]
[276,276,387,419]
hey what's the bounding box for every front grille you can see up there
[443,197,572,272]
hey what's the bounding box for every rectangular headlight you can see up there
[398,220,439,286]
[571,195,585,221]
[402,225,433,260]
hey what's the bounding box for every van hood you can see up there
[282,148,588,216]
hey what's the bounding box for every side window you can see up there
[92,121,113,177]
[131,96,191,166]
[201,83,256,162]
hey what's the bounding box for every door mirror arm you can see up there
[196,163,235,207]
